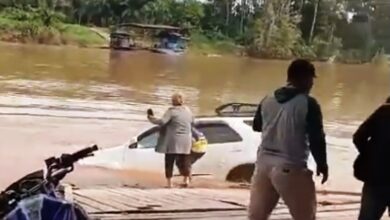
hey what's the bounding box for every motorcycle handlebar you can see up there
[0,145,99,217]
[70,145,98,162]
[58,145,99,168]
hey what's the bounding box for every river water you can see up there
[0,42,389,191]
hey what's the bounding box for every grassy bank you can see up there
[0,12,239,54]
[0,8,106,47]
[189,31,243,55]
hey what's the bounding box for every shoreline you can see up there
[0,39,380,65]
[0,38,383,65]
[0,23,385,65]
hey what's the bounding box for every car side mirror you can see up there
[129,142,137,149]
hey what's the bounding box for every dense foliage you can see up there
[0,0,389,61]
[0,4,105,46]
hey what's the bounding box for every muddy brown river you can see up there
[0,42,389,192]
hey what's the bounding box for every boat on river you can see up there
[150,30,189,56]
[109,31,136,50]
[111,23,189,56]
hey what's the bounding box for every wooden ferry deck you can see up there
[65,186,390,220]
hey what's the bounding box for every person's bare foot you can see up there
[181,183,189,188]
[182,177,190,188]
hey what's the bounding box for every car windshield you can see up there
[138,132,159,149]
[137,127,160,149]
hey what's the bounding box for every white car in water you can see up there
[80,104,260,182]
[80,103,316,182]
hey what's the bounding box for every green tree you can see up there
[140,0,173,24]
[248,0,301,59]
[371,0,390,52]
[171,0,204,27]
[0,0,387,61]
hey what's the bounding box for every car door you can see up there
[192,121,244,177]
[123,126,164,172]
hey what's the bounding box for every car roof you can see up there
[195,116,253,122]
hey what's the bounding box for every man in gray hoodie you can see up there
[248,59,328,220]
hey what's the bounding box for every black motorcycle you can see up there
[0,145,99,219]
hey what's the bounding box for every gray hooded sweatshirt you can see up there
[253,86,327,169]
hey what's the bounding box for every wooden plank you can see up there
[317,194,361,205]
[75,187,243,214]
[73,187,280,214]
[113,188,169,206]
[190,188,360,208]
[73,187,376,220]
[90,210,248,219]
[89,203,390,220]
[73,192,121,212]
[79,188,138,211]
[75,200,102,213]
[135,188,181,206]
[90,210,248,220]
[105,188,158,209]
[105,188,152,207]
[89,209,389,220]
[89,210,366,220]
[318,203,361,213]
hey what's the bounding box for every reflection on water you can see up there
[0,42,389,137]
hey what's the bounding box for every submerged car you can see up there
[80,103,317,182]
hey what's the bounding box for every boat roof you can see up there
[110,31,131,37]
[118,23,181,31]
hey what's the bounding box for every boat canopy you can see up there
[110,31,131,38]
[118,23,182,31]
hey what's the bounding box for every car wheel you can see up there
[226,164,255,183]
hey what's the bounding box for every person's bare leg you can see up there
[166,178,173,188]
[165,154,175,188]
[183,176,190,187]
[188,169,192,183]
[176,154,191,187]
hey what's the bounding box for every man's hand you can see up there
[317,165,329,184]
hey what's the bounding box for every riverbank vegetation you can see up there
[0,7,105,46]
[0,0,389,62]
